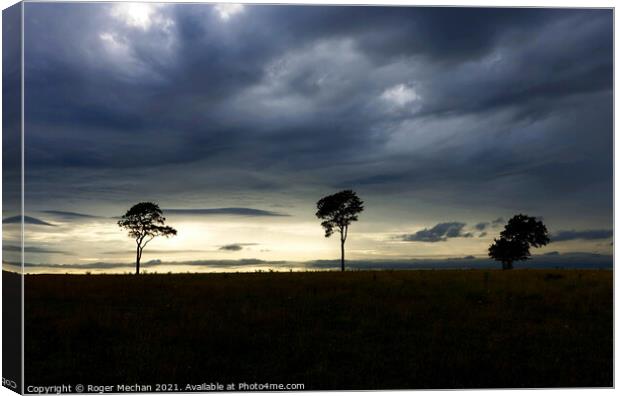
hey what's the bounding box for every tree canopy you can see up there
[316,190,364,237]
[316,190,364,271]
[488,214,550,270]
[118,202,177,274]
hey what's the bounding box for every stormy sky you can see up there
[6,3,613,272]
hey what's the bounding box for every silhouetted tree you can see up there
[488,238,529,270]
[118,202,177,274]
[488,214,550,269]
[316,190,364,271]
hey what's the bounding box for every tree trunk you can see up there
[502,260,513,270]
[340,237,345,272]
[136,245,141,275]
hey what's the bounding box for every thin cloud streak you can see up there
[164,208,290,217]
[3,216,56,226]
[551,229,613,242]
[40,210,103,219]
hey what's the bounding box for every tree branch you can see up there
[142,235,155,248]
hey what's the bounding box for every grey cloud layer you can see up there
[400,222,472,242]
[22,5,612,232]
[40,210,103,219]
[551,229,613,242]
[398,220,612,244]
[3,216,56,226]
[219,243,258,251]
[4,245,68,254]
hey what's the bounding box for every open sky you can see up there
[4,3,613,273]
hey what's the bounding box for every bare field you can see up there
[24,269,612,390]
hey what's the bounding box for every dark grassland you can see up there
[25,270,612,389]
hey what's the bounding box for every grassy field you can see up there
[24,270,612,390]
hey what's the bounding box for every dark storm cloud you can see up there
[551,230,613,242]
[164,208,289,217]
[21,4,612,227]
[3,216,56,226]
[400,222,472,243]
